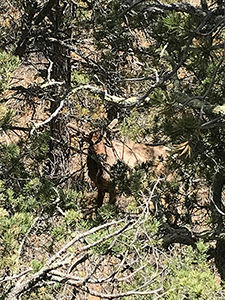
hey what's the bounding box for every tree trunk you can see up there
[47,2,71,183]
[212,171,225,279]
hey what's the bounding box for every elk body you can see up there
[68,123,169,208]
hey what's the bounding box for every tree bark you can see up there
[47,1,71,182]
[212,171,225,279]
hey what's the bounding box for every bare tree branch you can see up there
[119,0,207,18]
[30,100,65,134]
[184,55,224,106]
[0,268,33,284]
[7,219,129,299]
[78,285,164,299]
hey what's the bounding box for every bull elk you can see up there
[67,121,169,208]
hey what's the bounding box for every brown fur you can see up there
[67,123,169,208]
[86,133,169,207]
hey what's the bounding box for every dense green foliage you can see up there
[0,51,20,91]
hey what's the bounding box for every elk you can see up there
[67,122,169,208]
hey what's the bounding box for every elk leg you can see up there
[108,188,116,205]
[96,190,105,208]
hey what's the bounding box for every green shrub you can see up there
[0,51,20,92]
[164,242,221,300]
[0,211,33,270]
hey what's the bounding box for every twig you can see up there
[47,59,53,83]
[48,219,127,265]
[7,219,126,299]
[184,56,224,106]
[40,81,64,88]
[200,116,224,129]
[79,220,135,253]
[78,286,163,299]
[119,0,207,18]
[117,263,147,282]
[210,188,225,216]
[49,270,85,284]
[30,100,65,134]
[0,268,33,284]
[17,216,41,261]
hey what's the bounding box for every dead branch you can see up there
[0,268,33,284]
[78,286,164,299]
[184,56,224,106]
[119,0,207,18]
[7,219,129,299]
[30,99,65,134]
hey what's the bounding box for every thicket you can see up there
[1,0,225,299]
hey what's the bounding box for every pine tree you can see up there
[1,0,225,298]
